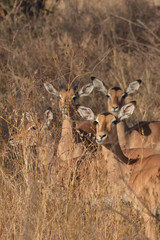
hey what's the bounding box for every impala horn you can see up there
[73,79,81,91]
[58,81,63,89]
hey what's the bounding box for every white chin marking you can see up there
[112,109,118,113]
[96,139,103,145]
[9,140,18,146]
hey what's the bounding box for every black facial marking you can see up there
[111,86,122,91]
[112,120,119,125]
[103,112,112,116]
[121,92,128,99]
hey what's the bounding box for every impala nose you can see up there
[62,106,68,115]
[9,139,18,146]
[112,106,119,112]
[96,134,107,144]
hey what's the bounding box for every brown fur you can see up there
[107,88,125,112]
[117,120,160,153]
[96,112,160,239]
[75,120,96,134]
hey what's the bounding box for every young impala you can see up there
[9,109,54,146]
[44,80,96,161]
[92,77,160,153]
[78,103,160,240]
[9,109,55,170]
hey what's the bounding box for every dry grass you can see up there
[0,0,160,239]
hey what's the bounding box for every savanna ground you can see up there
[0,0,160,239]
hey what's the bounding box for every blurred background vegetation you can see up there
[0,0,160,119]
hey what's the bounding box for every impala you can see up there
[91,76,141,115]
[9,109,55,170]
[9,109,54,146]
[44,80,96,161]
[92,77,160,153]
[78,103,160,240]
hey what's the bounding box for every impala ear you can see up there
[77,106,95,121]
[44,108,53,128]
[118,101,136,120]
[44,82,60,97]
[91,77,108,95]
[125,80,142,95]
[78,83,94,97]
[25,112,34,122]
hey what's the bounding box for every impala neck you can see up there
[57,116,75,161]
[116,120,130,149]
[103,130,138,165]
[61,117,73,139]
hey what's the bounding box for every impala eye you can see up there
[94,120,99,125]
[112,120,118,125]
[72,92,79,101]
[121,92,127,99]
[106,94,111,98]
[72,95,76,101]
[28,126,37,131]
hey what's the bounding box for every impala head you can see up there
[44,80,94,118]
[9,109,53,146]
[94,113,117,144]
[78,101,136,145]
[9,121,37,146]
[91,76,141,115]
